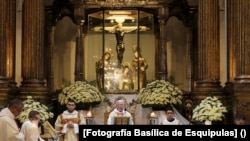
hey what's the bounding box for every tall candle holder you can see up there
[85,110,93,125]
[149,111,158,125]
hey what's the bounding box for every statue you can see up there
[105,23,138,67]
[131,45,148,89]
[121,63,133,90]
[95,48,113,89]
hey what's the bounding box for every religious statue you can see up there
[95,48,113,89]
[121,63,133,90]
[105,23,138,67]
[131,45,148,90]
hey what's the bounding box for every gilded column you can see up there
[0,0,17,106]
[234,1,250,82]
[228,0,250,119]
[226,0,237,83]
[194,0,223,99]
[20,0,48,102]
[224,0,237,122]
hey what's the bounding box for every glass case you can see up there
[86,9,155,93]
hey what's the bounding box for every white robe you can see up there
[161,118,181,125]
[107,108,134,125]
[21,120,44,141]
[0,108,24,141]
[158,106,190,125]
[55,110,85,141]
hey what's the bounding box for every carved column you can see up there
[19,0,48,102]
[157,6,169,80]
[0,0,17,106]
[227,0,250,119]
[226,0,237,83]
[224,0,237,123]
[193,0,223,100]
[45,7,56,92]
[183,7,198,92]
[72,0,85,81]
[75,20,85,81]
[182,6,198,123]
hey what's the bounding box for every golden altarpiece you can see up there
[1,0,250,125]
[47,0,197,124]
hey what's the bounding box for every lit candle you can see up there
[149,112,157,125]
[150,112,156,118]
[86,111,92,117]
[86,111,93,125]
[204,120,212,125]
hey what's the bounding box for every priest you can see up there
[55,99,86,141]
[0,99,25,141]
[107,98,134,125]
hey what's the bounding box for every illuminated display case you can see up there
[86,9,155,94]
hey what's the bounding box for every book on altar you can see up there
[114,117,130,125]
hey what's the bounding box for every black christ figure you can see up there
[115,29,125,67]
[106,23,137,67]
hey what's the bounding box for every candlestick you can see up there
[150,117,158,125]
[85,117,93,125]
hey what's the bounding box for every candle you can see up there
[204,120,212,125]
[86,111,92,117]
[150,112,156,118]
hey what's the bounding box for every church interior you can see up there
[1,0,250,127]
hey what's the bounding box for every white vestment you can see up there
[107,108,134,125]
[0,108,24,141]
[55,110,85,141]
[161,118,180,125]
[21,120,44,141]
[158,106,190,125]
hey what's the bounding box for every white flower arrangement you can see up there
[17,96,54,123]
[58,81,105,105]
[136,80,183,107]
[192,96,227,122]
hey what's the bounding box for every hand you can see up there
[67,121,74,128]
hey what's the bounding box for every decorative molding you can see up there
[86,0,162,8]
[238,101,250,112]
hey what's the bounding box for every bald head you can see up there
[116,99,124,104]
[116,99,125,112]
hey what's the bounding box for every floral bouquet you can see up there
[17,96,54,123]
[192,96,227,122]
[58,81,105,106]
[136,80,183,108]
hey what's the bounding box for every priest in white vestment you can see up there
[0,99,25,141]
[160,106,181,125]
[55,99,86,141]
[107,99,134,125]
